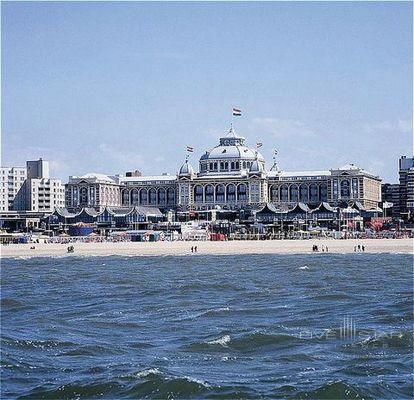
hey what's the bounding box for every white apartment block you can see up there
[25,159,65,212]
[0,166,27,211]
[0,159,65,213]
[27,178,65,212]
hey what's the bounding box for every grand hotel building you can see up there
[65,126,382,214]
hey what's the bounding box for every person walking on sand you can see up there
[357,244,361,252]
[191,246,194,253]
[195,246,198,253]
[362,245,365,252]
[354,246,357,252]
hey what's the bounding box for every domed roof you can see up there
[200,126,265,163]
[179,160,194,175]
[249,159,264,174]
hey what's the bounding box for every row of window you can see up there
[193,184,247,202]
[122,188,176,206]
[200,160,254,172]
[270,184,328,202]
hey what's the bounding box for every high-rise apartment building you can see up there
[25,159,65,212]
[0,166,27,211]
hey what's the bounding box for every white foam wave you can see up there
[134,368,161,378]
[207,334,231,346]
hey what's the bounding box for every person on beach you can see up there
[195,246,198,253]
[362,245,365,252]
[354,246,357,252]
[357,244,361,252]
[191,246,194,253]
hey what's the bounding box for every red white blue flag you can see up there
[186,146,194,152]
[232,108,241,116]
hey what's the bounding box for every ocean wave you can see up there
[184,331,302,352]
[1,336,75,350]
[57,344,121,357]
[173,307,231,321]
[18,369,215,400]
[294,380,368,399]
[352,329,414,349]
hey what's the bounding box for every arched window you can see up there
[216,184,225,202]
[205,185,214,202]
[236,161,239,169]
[299,184,309,202]
[213,162,218,170]
[158,188,166,205]
[131,189,139,205]
[224,162,228,170]
[320,184,328,202]
[280,185,289,202]
[226,184,236,201]
[220,162,224,170]
[270,185,279,202]
[238,184,247,201]
[231,162,235,170]
[340,180,350,198]
[309,184,318,202]
[140,189,148,205]
[194,185,203,202]
[243,161,247,169]
[167,188,175,205]
[290,185,299,202]
[122,190,129,205]
[149,188,157,205]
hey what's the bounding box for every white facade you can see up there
[65,173,122,212]
[0,166,27,211]
[24,159,64,212]
[27,178,65,212]
[63,126,383,213]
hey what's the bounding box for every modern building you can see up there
[381,183,400,218]
[25,159,65,212]
[65,125,382,215]
[0,166,27,211]
[398,156,414,221]
[0,159,65,231]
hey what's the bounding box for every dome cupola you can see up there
[178,159,194,176]
[198,125,265,176]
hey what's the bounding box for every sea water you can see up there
[1,254,413,399]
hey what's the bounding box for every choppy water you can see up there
[1,253,413,399]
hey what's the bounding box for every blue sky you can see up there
[2,1,412,183]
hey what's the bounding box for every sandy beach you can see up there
[1,238,412,258]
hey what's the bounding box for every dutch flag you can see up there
[256,142,263,148]
[186,146,194,152]
[232,107,242,116]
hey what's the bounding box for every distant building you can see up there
[65,173,122,212]
[0,166,27,211]
[399,156,414,220]
[381,183,400,217]
[25,159,65,212]
[64,125,383,214]
[125,170,142,177]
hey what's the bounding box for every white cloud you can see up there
[249,118,316,139]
